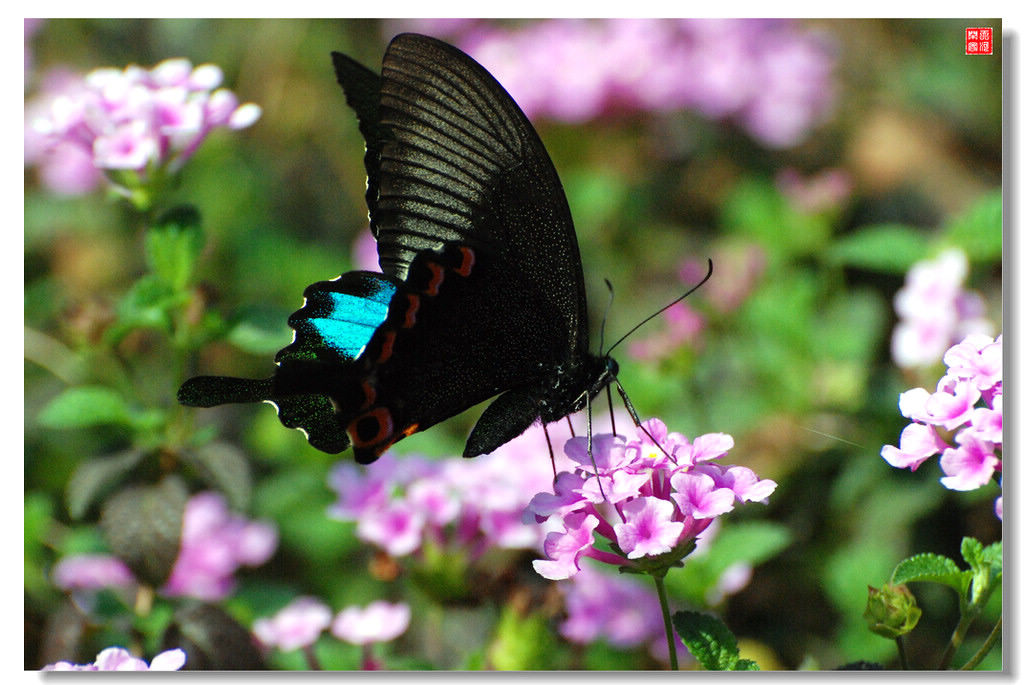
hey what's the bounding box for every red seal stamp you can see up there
[965,27,993,55]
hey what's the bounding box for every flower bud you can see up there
[864,583,921,639]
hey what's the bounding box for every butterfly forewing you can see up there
[371,35,589,355]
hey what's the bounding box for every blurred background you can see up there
[25,19,1001,670]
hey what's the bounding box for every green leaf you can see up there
[38,386,133,429]
[940,191,1002,263]
[961,537,983,568]
[145,204,204,290]
[181,442,253,511]
[66,448,146,520]
[488,605,565,670]
[101,476,189,586]
[105,274,183,344]
[891,553,969,594]
[166,603,265,670]
[226,306,292,355]
[721,178,831,260]
[672,610,745,671]
[827,223,930,273]
[734,659,761,671]
[978,541,1003,574]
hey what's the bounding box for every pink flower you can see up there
[613,497,686,558]
[51,554,135,591]
[355,501,426,557]
[441,19,834,148]
[330,601,410,645]
[328,420,578,561]
[883,334,1002,516]
[670,472,736,519]
[890,250,994,369]
[944,334,1002,391]
[44,647,186,671]
[253,596,333,651]
[939,432,1001,492]
[880,423,949,471]
[715,465,779,502]
[26,57,260,198]
[162,491,277,601]
[559,563,663,649]
[529,419,773,580]
[533,512,600,580]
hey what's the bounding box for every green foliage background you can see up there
[25,19,1001,670]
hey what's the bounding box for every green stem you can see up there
[895,635,909,670]
[302,644,322,670]
[652,573,678,670]
[937,611,976,670]
[959,617,1001,670]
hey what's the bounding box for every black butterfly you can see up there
[178,33,621,464]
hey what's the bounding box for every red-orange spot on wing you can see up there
[455,247,475,277]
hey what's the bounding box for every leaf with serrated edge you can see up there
[672,610,740,671]
[66,449,145,520]
[892,553,969,595]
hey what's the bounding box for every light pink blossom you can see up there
[330,601,410,645]
[253,596,333,651]
[43,647,186,671]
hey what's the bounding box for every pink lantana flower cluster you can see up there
[559,562,686,662]
[891,249,994,369]
[50,491,277,600]
[253,596,410,652]
[27,57,260,198]
[524,419,777,580]
[43,647,186,671]
[392,19,835,148]
[162,491,278,600]
[882,333,1003,519]
[327,422,574,560]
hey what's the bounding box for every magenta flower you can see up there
[162,491,277,601]
[330,601,410,646]
[882,334,1002,516]
[560,563,663,648]
[614,497,687,558]
[890,249,995,369]
[670,472,737,519]
[939,432,1001,492]
[355,500,426,557]
[253,596,333,652]
[558,562,689,663]
[533,512,601,580]
[327,421,577,562]
[26,56,260,200]
[51,554,135,591]
[776,167,852,213]
[880,423,949,471]
[43,647,186,671]
[526,418,776,580]
[425,19,836,148]
[628,301,705,361]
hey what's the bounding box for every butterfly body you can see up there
[179,34,618,462]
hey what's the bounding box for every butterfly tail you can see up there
[177,376,274,407]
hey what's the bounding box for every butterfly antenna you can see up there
[606,258,713,355]
[614,380,677,464]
